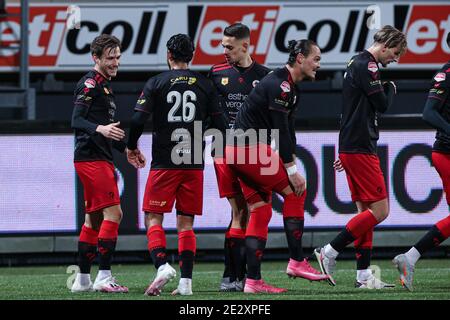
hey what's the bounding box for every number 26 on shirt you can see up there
[167,90,196,123]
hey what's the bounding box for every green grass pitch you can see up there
[1,259,450,300]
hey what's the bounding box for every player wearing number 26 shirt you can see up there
[126,34,227,296]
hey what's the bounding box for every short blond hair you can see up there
[373,25,407,55]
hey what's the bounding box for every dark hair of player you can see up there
[90,34,121,58]
[223,23,251,40]
[166,33,195,63]
[286,39,318,66]
[373,25,407,55]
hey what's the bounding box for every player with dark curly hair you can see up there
[127,34,227,296]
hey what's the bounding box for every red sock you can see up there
[346,210,378,239]
[282,192,306,219]
[147,225,166,251]
[245,203,272,240]
[179,230,196,278]
[354,229,374,249]
[98,220,119,270]
[98,220,119,241]
[178,230,196,254]
[146,225,167,268]
[79,225,99,245]
[354,228,373,270]
[436,216,450,239]
[78,225,98,273]
[229,228,246,239]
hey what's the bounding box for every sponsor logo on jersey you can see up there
[370,80,381,86]
[252,80,260,87]
[280,81,291,92]
[430,88,445,95]
[171,76,196,85]
[84,78,96,88]
[368,62,378,73]
[221,77,229,86]
[434,72,446,82]
[137,92,146,104]
[188,77,197,85]
[274,98,289,107]
[76,94,92,102]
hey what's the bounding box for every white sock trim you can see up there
[405,247,421,265]
[179,278,192,288]
[356,269,372,282]
[76,273,92,286]
[324,244,339,258]
[96,269,112,281]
